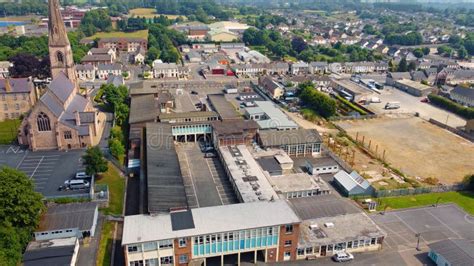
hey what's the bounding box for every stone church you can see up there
[18,0,105,151]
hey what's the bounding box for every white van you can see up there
[384,102,400,110]
[75,171,92,179]
[64,179,90,190]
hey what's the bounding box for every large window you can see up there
[178,238,186,247]
[143,242,157,251]
[144,258,158,266]
[284,240,292,247]
[160,256,173,265]
[127,245,142,253]
[129,261,143,266]
[285,225,293,234]
[64,131,72,140]
[57,51,64,65]
[179,254,188,264]
[159,239,173,249]
[37,112,51,131]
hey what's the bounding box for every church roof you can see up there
[48,71,75,104]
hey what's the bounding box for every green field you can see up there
[95,162,125,216]
[0,119,20,144]
[377,191,474,215]
[128,8,186,20]
[83,30,149,41]
[96,220,114,266]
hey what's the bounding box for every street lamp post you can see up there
[415,233,421,251]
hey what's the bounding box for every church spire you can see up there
[48,0,77,85]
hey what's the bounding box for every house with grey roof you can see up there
[0,78,36,121]
[450,86,474,107]
[309,62,328,74]
[97,63,122,80]
[75,64,95,81]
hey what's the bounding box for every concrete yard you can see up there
[336,116,474,184]
[366,86,466,128]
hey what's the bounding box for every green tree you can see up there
[109,138,125,160]
[422,47,430,55]
[146,46,161,64]
[0,167,44,265]
[114,103,129,126]
[413,48,424,58]
[464,174,474,191]
[82,146,108,176]
[408,61,417,72]
[299,82,336,118]
[458,47,468,59]
[397,57,408,72]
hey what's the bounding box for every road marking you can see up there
[206,158,224,205]
[30,156,44,178]
[426,209,463,238]
[15,150,29,169]
[183,153,200,208]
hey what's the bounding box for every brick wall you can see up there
[277,224,300,262]
[174,238,192,266]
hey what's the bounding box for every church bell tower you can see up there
[48,0,77,85]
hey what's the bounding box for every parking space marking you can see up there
[183,153,200,208]
[30,156,45,178]
[205,158,224,205]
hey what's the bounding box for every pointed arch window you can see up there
[37,112,51,131]
[57,51,64,65]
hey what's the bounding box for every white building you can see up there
[97,63,122,80]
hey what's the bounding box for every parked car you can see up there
[191,90,198,95]
[64,179,90,190]
[204,152,216,158]
[420,97,430,103]
[332,252,354,262]
[75,171,92,179]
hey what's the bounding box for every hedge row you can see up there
[427,94,474,119]
[335,95,368,115]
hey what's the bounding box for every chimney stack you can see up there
[5,78,12,93]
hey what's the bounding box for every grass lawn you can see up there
[377,191,474,215]
[95,162,125,216]
[0,119,20,144]
[83,30,149,41]
[96,220,114,266]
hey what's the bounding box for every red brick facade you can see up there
[277,224,300,262]
[174,237,192,266]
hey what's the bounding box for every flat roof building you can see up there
[219,145,278,203]
[257,128,322,157]
[122,201,301,265]
[244,101,298,130]
[267,173,331,200]
[146,123,187,213]
[208,94,242,121]
[297,212,386,260]
[23,237,79,266]
[211,120,258,147]
[332,79,373,102]
[333,170,374,197]
[392,79,434,97]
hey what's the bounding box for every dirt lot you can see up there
[336,115,474,184]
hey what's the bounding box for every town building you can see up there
[208,94,242,121]
[257,128,322,156]
[34,202,98,241]
[305,156,340,175]
[244,101,298,131]
[18,0,105,151]
[0,61,11,78]
[75,64,95,81]
[87,47,116,61]
[267,172,331,200]
[153,60,189,80]
[98,37,147,53]
[122,201,301,266]
[450,86,474,107]
[80,54,113,66]
[211,120,259,147]
[22,237,79,266]
[97,63,122,80]
[392,79,433,97]
[258,76,285,100]
[0,78,37,121]
[428,239,474,266]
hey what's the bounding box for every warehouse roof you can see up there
[129,95,158,124]
[37,202,97,232]
[208,94,241,120]
[146,123,187,213]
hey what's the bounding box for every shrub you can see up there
[427,94,474,119]
[335,95,368,115]
[424,177,439,185]
[109,139,125,160]
[463,174,474,191]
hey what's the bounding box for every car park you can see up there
[332,251,354,262]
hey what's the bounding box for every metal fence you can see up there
[329,114,379,121]
[429,118,474,142]
[374,183,465,198]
